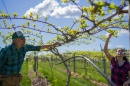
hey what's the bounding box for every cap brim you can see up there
[19,35,25,38]
[12,35,29,40]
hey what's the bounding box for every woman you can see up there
[104,33,130,86]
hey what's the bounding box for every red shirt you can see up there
[111,57,130,86]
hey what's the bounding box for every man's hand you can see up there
[53,42,60,47]
[41,42,61,49]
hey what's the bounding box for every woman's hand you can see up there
[107,33,112,39]
[123,78,130,86]
[123,81,129,86]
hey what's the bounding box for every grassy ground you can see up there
[21,62,31,86]
[20,59,111,86]
[38,62,97,86]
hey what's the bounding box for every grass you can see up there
[21,62,31,86]
[73,61,110,83]
[38,62,97,86]
[47,59,111,84]
[20,59,111,86]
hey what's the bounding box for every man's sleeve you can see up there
[26,44,41,51]
[0,48,6,67]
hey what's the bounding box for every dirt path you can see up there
[90,80,108,86]
[28,71,48,86]
[70,71,108,86]
[31,76,48,86]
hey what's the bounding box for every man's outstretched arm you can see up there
[40,42,60,49]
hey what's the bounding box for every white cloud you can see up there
[118,29,129,36]
[24,0,59,17]
[116,45,124,48]
[50,5,81,18]
[24,0,81,18]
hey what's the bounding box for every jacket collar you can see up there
[11,43,18,50]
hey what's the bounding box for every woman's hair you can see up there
[116,48,124,52]
[123,56,129,62]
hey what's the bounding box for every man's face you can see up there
[116,49,125,57]
[14,38,26,48]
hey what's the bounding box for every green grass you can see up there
[21,62,31,86]
[20,59,111,86]
[38,62,97,86]
[48,60,111,84]
[74,61,110,83]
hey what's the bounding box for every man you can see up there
[0,31,60,86]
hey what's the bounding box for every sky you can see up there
[0,0,129,54]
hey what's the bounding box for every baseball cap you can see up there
[12,31,26,40]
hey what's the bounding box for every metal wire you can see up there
[2,0,13,24]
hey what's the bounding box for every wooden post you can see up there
[34,51,38,76]
[100,44,107,74]
[84,60,87,74]
[73,54,76,73]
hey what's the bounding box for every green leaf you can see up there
[109,3,117,10]
[97,1,105,6]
